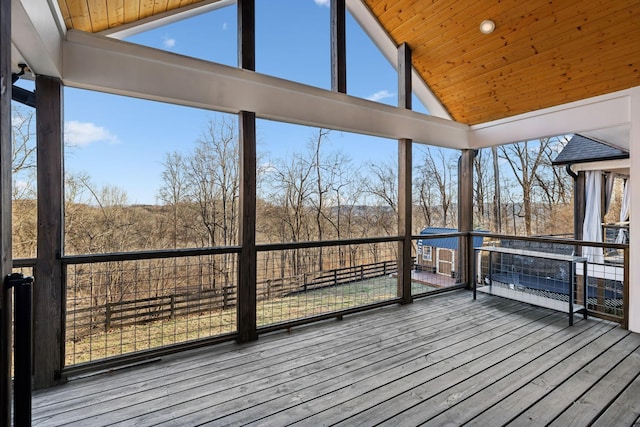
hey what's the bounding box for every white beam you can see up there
[62,30,469,148]
[571,159,629,174]
[346,0,451,120]
[11,0,64,77]
[469,90,633,149]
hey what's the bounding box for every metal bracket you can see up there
[4,272,34,289]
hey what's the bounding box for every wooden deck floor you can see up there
[32,290,640,426]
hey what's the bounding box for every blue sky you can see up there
[59,0,430,205]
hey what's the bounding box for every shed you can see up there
[416,227,485,277]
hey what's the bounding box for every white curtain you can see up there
[616,179,630,244]
[604,172,616,215]
[582,171,604,263]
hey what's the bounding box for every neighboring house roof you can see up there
[418,227,485,251]
[552,134,629,166]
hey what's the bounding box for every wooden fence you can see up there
[66,259,398,340]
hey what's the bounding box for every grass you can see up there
[65,277,436,366]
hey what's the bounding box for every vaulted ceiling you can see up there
[54,0,640,125]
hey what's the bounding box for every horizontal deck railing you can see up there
[63,247,240,368]
[255,237,404,329]
[60,237,415,372]
[9,232,629,378]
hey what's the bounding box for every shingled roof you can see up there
[552,134,629,166]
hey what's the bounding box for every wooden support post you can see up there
[0,0,13,422]
[458,149,475,288]
[398,43,412,111]
[236,0,258,343]
[237,111,257,342]
[34,76,65,389]
[397,42,412,303]
[238,0,255,72]
[331,0,346,93]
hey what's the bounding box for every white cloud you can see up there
[222,22,228,31]
[314,0,330,6]
[65,121,119,147]
[162,35,176,48]
[366,90,395,102]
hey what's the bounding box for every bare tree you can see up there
[158,151,190,248]
[11,106,37,198]
[499,139,551,235]
[416,147,457,227]
[535,136,571,209]
[11,105,37,256]
[492,146,502,233]
[364,160,398,236]
[473,149,493,230]
[414,158,435,230]
[310,129,331,269]
[186,117,239,248]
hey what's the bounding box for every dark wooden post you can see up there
[105,303,111,332]
[397,42,412,303]
[398,43,412,111]
[458,149,475,287]
[236,0,258,343]
[0,0,13,422]
[331,0,346,93]
[238,0,255,72]
[237,111,257,342]
[574,171,586,241]
[34,76,65,388]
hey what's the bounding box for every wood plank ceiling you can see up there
[57,0,640,125]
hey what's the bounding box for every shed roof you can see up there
[418,227,485,251]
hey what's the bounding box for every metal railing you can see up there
[470,232,629,327]
[256,237,403,329]
[63,247,240,368]
[10,232,629,379]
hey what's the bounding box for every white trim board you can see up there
[62,30,469,148]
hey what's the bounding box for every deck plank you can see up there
[115,299,533,426]
[591,367,640,427]
[293,310,566,427]
[34,294,517,425]
[217,306,550,427]
[506,332,640,425]
[27,291,640,427]
[340,315,599,426]
[463,326,631,426]
[415,319,618,426]
[550,342,640,427]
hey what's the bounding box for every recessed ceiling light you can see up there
[480,20,495,34]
